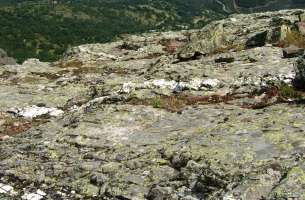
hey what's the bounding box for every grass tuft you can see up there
[151,97,162,108]
[278,83,302,99]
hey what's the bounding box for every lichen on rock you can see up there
[1,8,305,200]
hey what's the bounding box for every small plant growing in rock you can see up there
[278,83,302,99]
[150,96,186,111]
[151,97,162,108]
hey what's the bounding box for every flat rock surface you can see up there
[1,9,305,200]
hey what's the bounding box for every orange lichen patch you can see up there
[185,94,238,105]
[0,116,31,137]
[0,112,48,138]
[2,121,32,135]
[128,86,305,111]
[241,85,304,109]
[242,87,280,109]
[128,94,248,112]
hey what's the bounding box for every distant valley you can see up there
[0,0,305,62]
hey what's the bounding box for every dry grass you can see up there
[278,84,303,100]
[0,112,49,137]
[128,94,245,112]
[57,59,83,68]
[242,85,304,109]
[276,30,305,48]
[212,43,245,55]
[128,85,305,111]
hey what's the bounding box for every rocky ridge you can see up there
[1,9,305,200]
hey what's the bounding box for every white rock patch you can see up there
[201,79,220,88]
[144,79,177,90]
[279,72,295,84]
[121,82,136,93]
[22,193,43,200]
[0,183,17,195]
[120,78,221,94]
[22,189,46,200]
[223,195,237,200]
[230,17,237,22]
[10,106,64,119]
[36,189,46,197]
[233,72,295,88]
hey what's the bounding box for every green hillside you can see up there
[0,0,226,63]
[0,0,305,63]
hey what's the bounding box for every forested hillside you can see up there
[0,0,227,62]
[0,0,305,62]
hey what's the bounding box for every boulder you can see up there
[178,10,303,60]
[283,45,304,58]
[293,54,305,89]
[245,31,268,48]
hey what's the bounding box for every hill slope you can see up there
[0,0,305,62]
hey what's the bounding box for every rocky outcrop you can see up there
[178,9,305,60]
[0,9,305,200]
[293,53,305,89]
[0,48,16,66]
[283,45,304,58]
